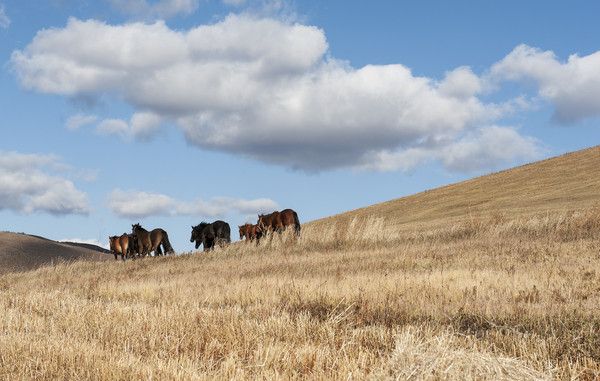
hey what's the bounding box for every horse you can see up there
[122,233,139,259]
[191,220,231,251]
[131,223,175,256]
[257,208,301,237]
[238,223,262,243]
[118,233,131,260]
[109,235,123,260]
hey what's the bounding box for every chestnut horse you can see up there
[132,223,175,256]
[109,235,123,260]
[238,223,262,243]
[257,209,300,237]
[109,233,133,260]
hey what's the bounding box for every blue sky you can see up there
[1,0,600,250]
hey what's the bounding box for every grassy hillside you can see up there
[2,146,600,380]
[310,145,600,231]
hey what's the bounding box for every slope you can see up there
[0,232,111,274]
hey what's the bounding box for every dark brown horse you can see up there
[238,223,262,243]
[124,233,139,259]
[257,209,300,236]
[191,221,231,251]
[132,223,175,256]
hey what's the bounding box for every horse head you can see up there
[190,223,207,248]
[108,236,118,251]
[190,225,197,243]
[131,223,142,233]
[257,214,268,231]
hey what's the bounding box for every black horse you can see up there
[190,220,231,251]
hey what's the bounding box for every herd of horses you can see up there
[108,209,301,260]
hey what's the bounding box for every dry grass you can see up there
[2,209,600,380]
[3,146,600,380]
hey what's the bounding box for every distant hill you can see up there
[310,145,600,231]
[0,232,111,274]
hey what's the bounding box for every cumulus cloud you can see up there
[12,16,540,172]
[438,66,483,99]
[108,0,199,19]
[491,44,600,123]
[108,189,278,219]
[0,151,90,215]
[0,4,10,29]
[359,126,541,173]
[439,126,542,172]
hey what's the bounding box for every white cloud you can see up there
[95,112,163,140]
[0,151,58,171]
[109,190,174,219]
[66,114,97,130]
[0,151,90,215]
[108,189,278,219]
[358,148,432,173]
[108,0,199,19]
[360,126,542,173]
[0,4,10,29]
[97,118,130,137]
[130,112,162,140]
[438,66,482,99]
[12,16,540,173]
[491,44,600,123]
[439,126,542,172]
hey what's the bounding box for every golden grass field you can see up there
[2,146,600,380]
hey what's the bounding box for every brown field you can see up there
[2,146,600,380]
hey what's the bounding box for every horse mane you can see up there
[132,223,148,233]
[193,222,209,231]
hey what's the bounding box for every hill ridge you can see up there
[0,231,110,274]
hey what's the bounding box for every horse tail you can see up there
[293,211,301,237]
[161,230,175,254]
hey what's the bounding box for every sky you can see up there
[1,0,600,251]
